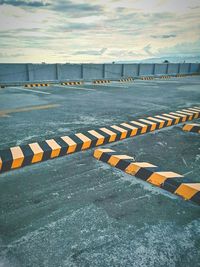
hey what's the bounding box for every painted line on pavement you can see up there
[8,87,51,95]
[0,104,60,117]
[54,85,96,91]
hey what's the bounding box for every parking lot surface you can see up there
[0,76,200,267]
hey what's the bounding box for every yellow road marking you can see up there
[0,104,60,117]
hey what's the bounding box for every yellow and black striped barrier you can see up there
[61,81,84,86]
[176,74,187,78]
[93,148,200,206]
[141,76,154,80]
[119,77,134,82]
[182,123,200,134]
[24,83,49,88]
[93,80,111,84]
[0,106,200,174]
[161,76,171,79]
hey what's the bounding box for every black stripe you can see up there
[20,145,34,166]
[53,137,69,156]
[104,126,122,141]
[131,120,152,133]
[191,126,200,133]
[139,119,160,130]
[135,167,158,181]
[82,132,99,148]
[171,112,185,122]
[95,129,112,144]
[146,117,168,128]
[164,114,182,121]
[176,113,191,121]
[188,112,197,120]
[69,134,85,152]
[115,159,133,171]
[0,149,13,172]
[37,141,53,161]
[99,152,117,163]
[126,122,143,135]
[117,124,134,138]
[155,116,175,126]
[161,177,190,193]
[190,191,200,205]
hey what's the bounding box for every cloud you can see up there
[0,0,200,62]
[0,0,103,17]
[0,0,49,7]
[51,1,102,12]
[151,34,177,39]
[143,44,153,56]
[73,48,107,56]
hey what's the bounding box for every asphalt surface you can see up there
[0,76,200,267]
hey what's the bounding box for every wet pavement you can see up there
[0,76,200,267]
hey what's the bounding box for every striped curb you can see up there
[141,76,154,80]
[161,76,171,79]
[0,106,199,174]
[93,80,111,84]
[182,123,200,134]
[61,81,84,86]
[119,77,134,82]
[24,83,49,88]
[93,148,200,206]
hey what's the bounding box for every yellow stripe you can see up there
[182,124,194,132]
[0,157,2,171]
[100,127,117,142]
[147,117,165,129]
[46,139,61,158]
[88,130,105,146]
[29,142,44,163]
[125,162,156,175]
[10,146,24,169]
[175,183,200,200]
[130,121,148,133]
[120,123,138,136]
[139,119,157,131]
[108,154,133,166]
[110,125,128,139]
[75,133,92,150]
[61,136,77,154]
[93,148,114,159]
[147,172,183,186]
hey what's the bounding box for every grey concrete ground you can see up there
[0,76,200,267]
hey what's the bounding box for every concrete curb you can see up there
[119,78,134,82]
[0,106,199,174]
[93,148,200,206]
[93,80,111,84]
[24,83,50,87]
[61,81,84,86]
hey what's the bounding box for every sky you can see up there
[0,0,200,63]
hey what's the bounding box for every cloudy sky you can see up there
[0,0,200,63]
